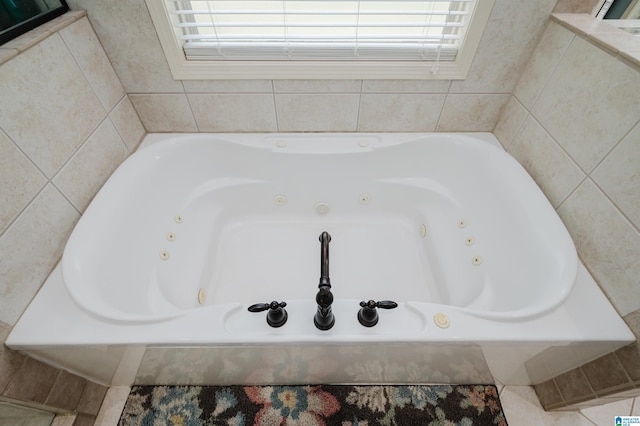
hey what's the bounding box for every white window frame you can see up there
[145,0,495,80]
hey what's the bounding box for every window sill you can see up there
[0,11,86,66]
[551,13,640,70]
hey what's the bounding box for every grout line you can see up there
[502,106,529,153]
[434,92,449,132]
[506,92,639,229]
[50,180,82,217]
[527,31,577,114]
[0,183,50,241]
[183,91,200,132]
[0,129,49,239]
[355,80,364,131]
[49,114,109,182]
[590,177,640,234]
[580,366,599,399]
[107,96,139,154]
[272,80,280,132]
[43,370,63,408]
[57,21,112,115]
[589,115,640,176]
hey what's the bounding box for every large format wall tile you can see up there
[53,120,129,212]
[67,0,561,134]
[513,21,575,109]
[437,94,509,131]
[493,96,528,149]
[130,94,197,132]
[66,0,183,93]
[591,122,640,229]
[0,34,105,177]
[109,96,146,151]
[450,0,558,94]
[0,11,127,420]
[59,17,125,111]
[0,130,46,234]
[275,94,360,132]
[0,184,79,325]
[498,16,640,410]
[508,115,585,208]
[558,180,640,316]
[553,0,601,13]
[189,94,278,132]
[533,36,640,173]
[358,94,445,132]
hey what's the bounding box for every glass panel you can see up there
[0,0,69,45]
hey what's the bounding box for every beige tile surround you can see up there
[0,12,145,325]
[496,15,640,319]
[68,0,559,134]
[0,11,145,424]
[495,15,640,410]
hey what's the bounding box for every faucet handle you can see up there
[358,300,398,327]
[248,301,288,328]
[368,300,398,309]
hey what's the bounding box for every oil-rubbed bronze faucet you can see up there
[314,231,335,330]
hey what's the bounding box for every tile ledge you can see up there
[0,10,86,66]
[551,13,640,71]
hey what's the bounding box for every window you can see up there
[596,0,640,19]
[1,0,69,45]
[595,0,640,36]
[146,0,495,79]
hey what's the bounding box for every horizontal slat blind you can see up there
[167,1,477,61]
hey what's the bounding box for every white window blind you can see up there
[145,0,494,79]
[168,1,478,62]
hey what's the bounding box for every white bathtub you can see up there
[8,133,634,387]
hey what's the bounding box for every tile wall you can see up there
[553,0,601,13]
[0,11,145,423]
[66,0,558,134]
[494,15,640,409]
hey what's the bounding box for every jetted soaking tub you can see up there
[8,133,634,387]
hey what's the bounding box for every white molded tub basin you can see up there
[62,132,578,323]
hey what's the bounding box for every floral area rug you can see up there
[119,384,507,425]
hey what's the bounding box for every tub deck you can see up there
[7,132,634,387]
[7,259,634,386]
[61,132,577,322]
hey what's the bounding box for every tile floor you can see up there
[499,386,639,425]
[85,384,639,425]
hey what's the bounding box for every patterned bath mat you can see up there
[119,384,507,425]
